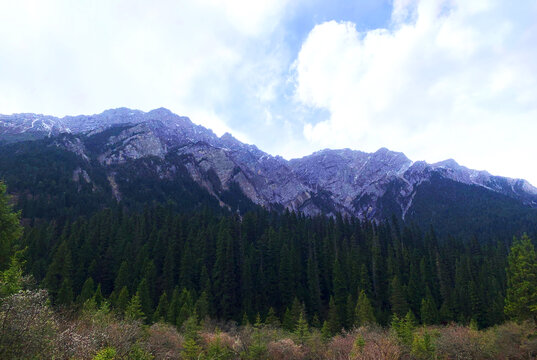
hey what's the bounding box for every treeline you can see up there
[22,205,512,332]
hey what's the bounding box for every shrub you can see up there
[434,324,485,359]
[326,333,355,360]
[0,289,57,359]
[145,323,184,360]
[267,338,305,360]
[92,347,117,360]
[349,329,402,360]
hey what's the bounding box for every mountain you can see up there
[1,107,536,237]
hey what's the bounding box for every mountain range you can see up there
[1,107,536,237]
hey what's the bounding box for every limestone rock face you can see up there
[2,107,537,218]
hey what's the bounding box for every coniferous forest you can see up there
[1,173,537,359]
[25,205,510,330]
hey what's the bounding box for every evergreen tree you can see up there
[0,182,22,270]
[77,277,95,304]
[153,292,169,322]
[294,311,309,344]
[390,275,409,317]
[504,234,537,323]
[137,278,153,321]
[354,290,375,327]
[93,283,104,307]
[57,278,74,305]
[125,293,145,321]
[265,307,280,327]
[114,261,130,293]
[420,291,438,325]
[326,296,340,335]
[116,286,130,315]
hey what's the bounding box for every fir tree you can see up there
[354,290,375,327]
[265,307,280,328]
[294,311,310,344]
[77,277,95,304]
[125,293,145,321]
[390,275,409,318]
[326,296,340,335]
[57,278,74,305]
[116,286,130,315]
[0,182,22,270]
[153,292,169,322]
[137,278,153,321]
[504,234,537,323]
[93,283,104,307]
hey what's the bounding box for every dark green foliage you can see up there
[504,234,537,323]
[355,290,376,327]
[0,182,22,270]
[125,293,145,321]
[77,277,95,304]
[15,202,529,329]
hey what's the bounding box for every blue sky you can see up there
[1,0,537,185]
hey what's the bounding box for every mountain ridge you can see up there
[1,107,536,225]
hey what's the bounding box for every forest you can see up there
[1,181,537,359]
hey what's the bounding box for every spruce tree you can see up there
[504,234,537,323]
[77,277,95,304]
[153,292,169,322]
[0,182,22,270]
[390,276,409,317]
[420,292,438,325]
[294,311,309,344]
[93,283,104,307]
[116,286,130,315]
[326,296,340,335]
[125,293,145,321]
[354,290,375,326]
[265,307,280,327]
[137,278,153,321]
[57,278,74,305]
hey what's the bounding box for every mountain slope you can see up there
[1,107,536,236]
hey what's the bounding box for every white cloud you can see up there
[293,0,537,184]
[0,0,290,122]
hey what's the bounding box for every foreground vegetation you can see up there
[1,283,536,359]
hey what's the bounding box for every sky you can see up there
[1,0,537,185]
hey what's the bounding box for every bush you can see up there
[326,333,355,360]
[266,338,305,360]
[0,289,57,359]
[145,323,184,360]
[482,321,537,359]
[349,328,402,360]
[92,347,117,360]
[434,324,485,359]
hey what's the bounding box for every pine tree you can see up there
[77,277,95,304]
[390,276,409,318]
[420,291,438,325]
[294,311,309,344]
[44,241,73,302]
[504,234,537,323]
[195,291,210,321]
[153,292,169,322]
[57,278,74,305]
[332,258,348,328]
[93,283,104,307]
[116,286,130,315]
[0,182,22,270]
[125,293,145,321]
[137,278,153,321]
[114,261,130,292]
[354,290,375,327]
[265,307,280,327]
[326,296,340,335]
